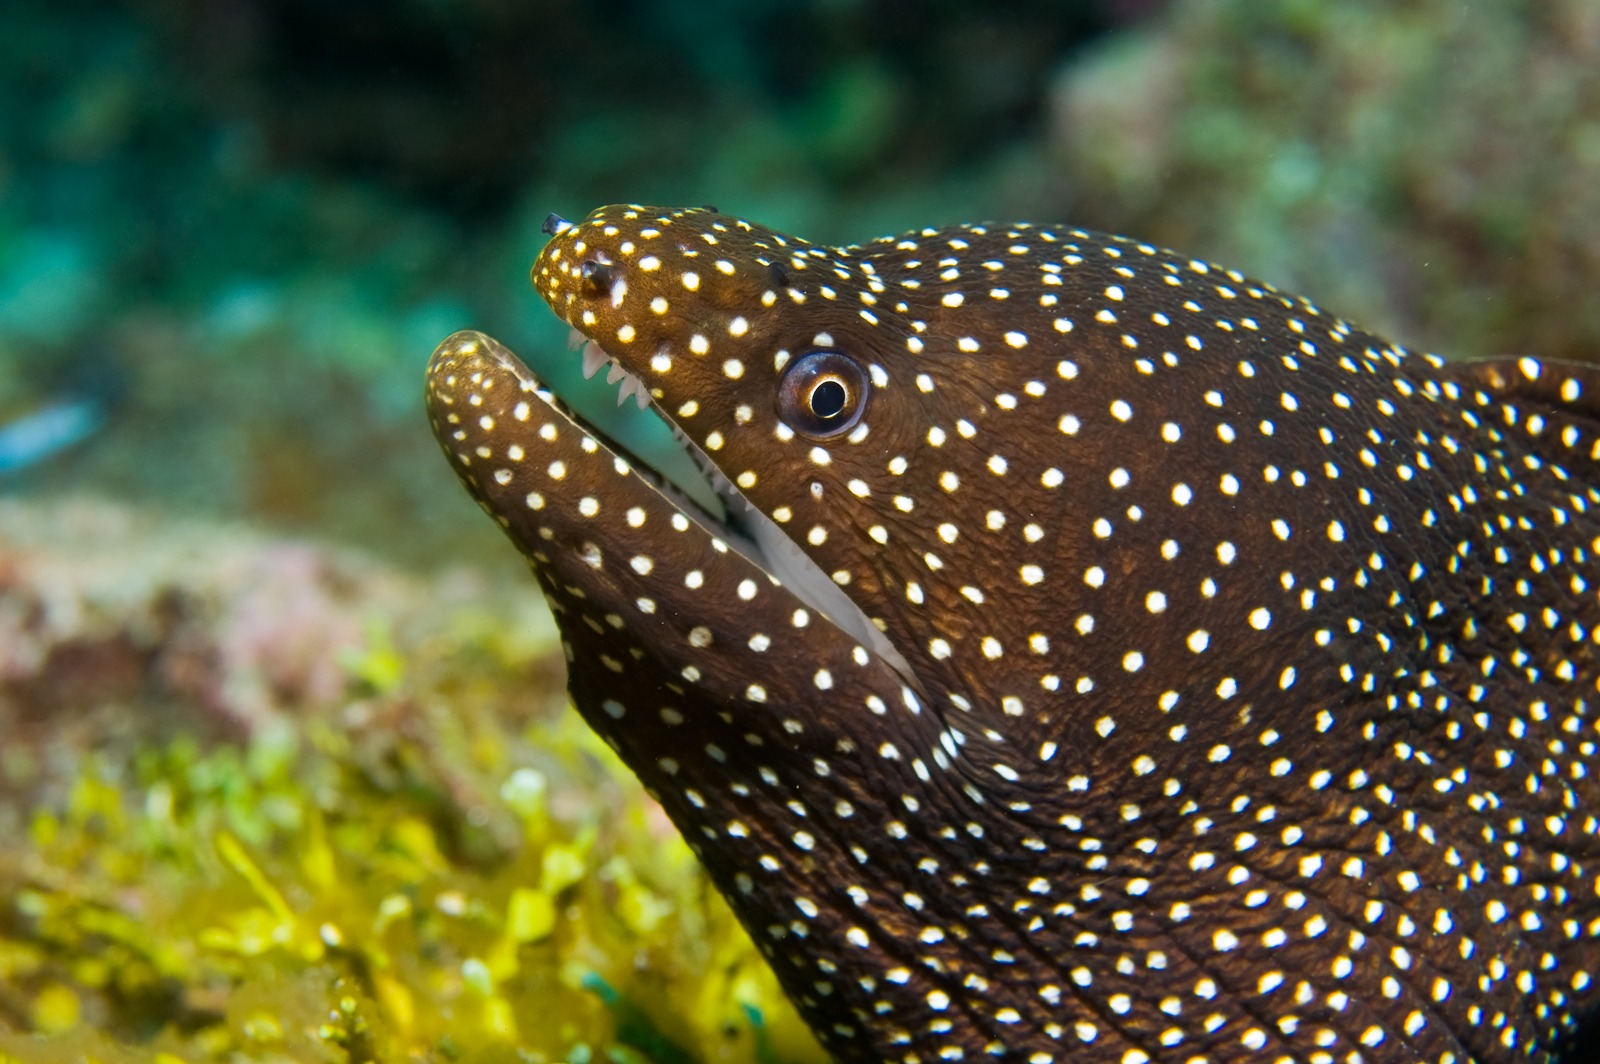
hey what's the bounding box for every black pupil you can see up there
[810,378,848,419]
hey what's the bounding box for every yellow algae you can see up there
[371,970,415,1034]
[340,617,407,695]
[506,886,556,944]
[499,766,549,819]
[540,841,589,894]
[215,832,293,926]
[30,808,60,849]
[483,995,519,1041]
[461,956,495,996]
[388,815,448,872]
[239,1009,284,1044]
[32,982,82,1034]
[0,589,822,1064]
[298,806,337,891]
[371,892,413,938]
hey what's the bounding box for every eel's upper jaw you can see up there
[426,330,917,687]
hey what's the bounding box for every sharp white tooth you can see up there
[567,327,587,351]
[607,365,655,411]
[582,344,607,379]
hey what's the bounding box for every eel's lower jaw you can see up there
[564,329,918,685]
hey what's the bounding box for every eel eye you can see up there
[778,350,868,438]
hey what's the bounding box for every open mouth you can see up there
[518,328,915,683]
[571,326,741,526]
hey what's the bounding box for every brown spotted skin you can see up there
[428,205,1600,1063]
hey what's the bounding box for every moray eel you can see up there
[426,205,1600,1063]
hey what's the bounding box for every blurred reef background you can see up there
[2,1,1599,1061]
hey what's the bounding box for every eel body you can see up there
[425,205,1600,1063]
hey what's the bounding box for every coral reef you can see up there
[0,497,822,1064]
[1049,0,1600,363]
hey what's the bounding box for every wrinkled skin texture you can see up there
[428,206,1600,1063]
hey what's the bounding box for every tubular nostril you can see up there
[580,260,613,295]
[542,213,572,237]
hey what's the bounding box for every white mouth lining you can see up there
[570,328,916,685]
